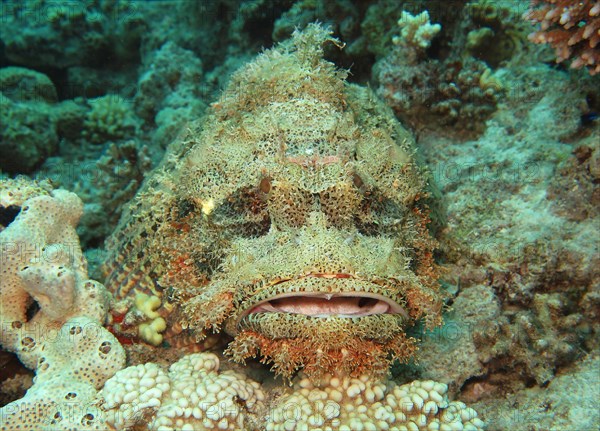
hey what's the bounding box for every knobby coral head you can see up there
[102,23,442,380]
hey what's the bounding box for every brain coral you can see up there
[103,23,442,379]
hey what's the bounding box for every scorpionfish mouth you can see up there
[248,293,404,317]
[235,273,409,325]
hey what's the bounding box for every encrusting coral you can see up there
[102,23,442,380]
[0,177,126,430]
[134,293,168,346]
[266,373,484,431]
[524,0,600,74]
[0,317,126,431]
[0,177,112,368]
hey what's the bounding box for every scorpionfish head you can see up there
[103,24,442,380]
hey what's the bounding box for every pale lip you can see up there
[239,291,409,320]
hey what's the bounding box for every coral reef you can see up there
[374,8,504,136]
[0,1,598,429]
[80,141,153,250]
[453,1,535,69]
[525,0,600,74]
[35,138,152,253]
[0,66,57,103]
[0,1,142,69]
[53,99,89,141]
[411,61,599,413]
[547,142,600,221]
[473,353,599,430]
[0,67,59,174]
[272,0,362,51]
[102,24,442,380]
[368,1,547,138]
[134,41,207,148]
[376,58,501,135]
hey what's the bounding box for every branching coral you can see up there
[376,47,502,135]
[525,0,600,74]
[392,10,441,52]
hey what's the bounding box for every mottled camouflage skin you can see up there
[103,25,442,379]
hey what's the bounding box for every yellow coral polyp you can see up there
[135,293,167,346]
[139,318,167,346]
[135,292,162,319]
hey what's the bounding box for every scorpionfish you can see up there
[102,24,443,379]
